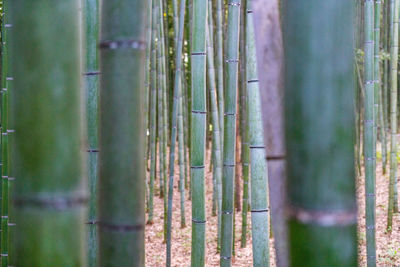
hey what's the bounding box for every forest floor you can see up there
[145,147,400,266]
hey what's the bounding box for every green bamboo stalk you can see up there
[382,0,389,175]
[166,0,186,265]
[144,0,153,210]
[373,0,380,168]
[0,1,9,264]
[190,0,207,264]
[363,0,377,264]
[172,0,179,49]
[0,1,10,263]
[246,1,270,264]
[220,1,241,266]
[98,0,147,265]
[387,0,399,232]
[207,1,219,218]
[206,22,223,253]
[240,0,250,249]
[157,17,167,241]
[215,0,225,152]
[157,0,165,201]
[82,0,100,265]
[282,0,357,266]
[10,0,86,265]
[178,81,186,228]
[187,0,193,201]
[158,0,169,243]
[379,0,387,175]
[147,0,158,225]
[391,0,399,214]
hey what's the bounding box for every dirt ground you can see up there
[145,149,400,266]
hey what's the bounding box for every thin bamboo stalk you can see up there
[190,0,207,264]
[387,0,399,232]
[206,20,223,255]
[178,82,186,228]
[215,0,225,153]
[220,1,241,266]
[148,0,159,226]
[246,2,269,265]
[363,0,377,263]
[0,1,10,264]
[166,0,186,265]
[82,0,100,265]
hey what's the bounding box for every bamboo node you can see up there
[83,71,101,76]
[6,77,13,81]
[266,154,286,161]
[249,145,265,149]
[221,256,231,260]
[191,52,206,56]
[97,221,145,232]
[247,79,259,83]
[225,59,239,63]
[223,163,235,167]
[192,219,206,224]
[287,206,357,227]
[228,2,240,6]
[4,24,12,28]
[13,195,88,210]
[251,209,269,213]
[191,165,205,169]
[87,149,99,153]
[191,110,207,114]
[99,39,146,50]
[246,10,253,14]
[222,210,233,215]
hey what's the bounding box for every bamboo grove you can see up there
[0,0,399,266]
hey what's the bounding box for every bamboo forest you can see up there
[1,0,400,266]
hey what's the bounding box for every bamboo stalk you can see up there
[10,0,86,265]
[220,1,241,266]
[363,0,377,264]
[282,0,358,266]
[147,0,158,225]
[206,20,223,255]
[82,0,100,265]
[215,0,225,153]
[166,0,186,264]
[387,0,399,232]
[246,2,270,265]
[190,0,207,264]
[0,2,10,264]
[98,0,147,265]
